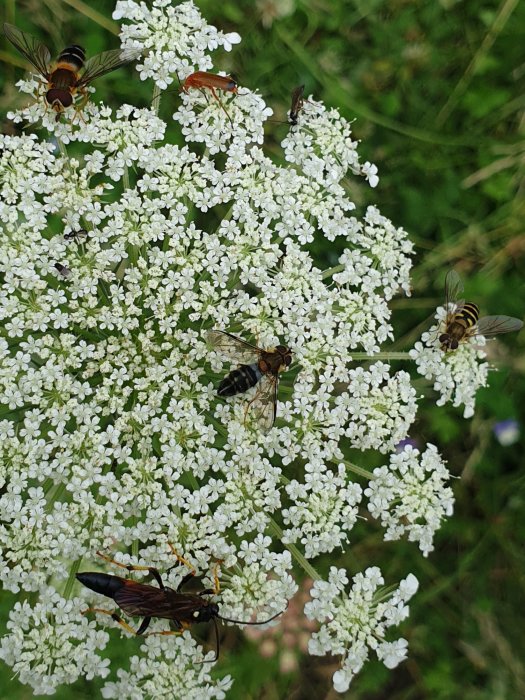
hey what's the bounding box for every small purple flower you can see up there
[395,438,419,453]
[493,419,520,446]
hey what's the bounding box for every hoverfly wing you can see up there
[3,23,51,78]
[444,270,464,310]
[77,47,141,86]
[247,373,278,433]
[207,330,260,364]
[475,315,523,338]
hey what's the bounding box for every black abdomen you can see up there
[455,302,479,327]
[218,363,261,397]
[57,44,85,70]
[76,572,126,600]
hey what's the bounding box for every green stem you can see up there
[55,136,68,159]
[123,165,130,191]
[152,84,162,116]
[267,518,320,581]
[341,459,373,480]
[350,352,412,361]
[321,263,344,279]
[63,558,82,599]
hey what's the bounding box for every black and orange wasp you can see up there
[207,330,292,433]
[3,23,141,119]
[77,548,286,661]
[439,270,523,351]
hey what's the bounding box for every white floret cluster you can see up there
[365,443,455,556]
[410,305,489,418]
[0,0,499,695]
[305,567,419,693]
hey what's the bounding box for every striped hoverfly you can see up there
[3,22,140,118]
[207,330,292,433]
[439,270,522,351]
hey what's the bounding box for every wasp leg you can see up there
[165,544,197,587]
[96,550,165,589]
[82,607,151,635]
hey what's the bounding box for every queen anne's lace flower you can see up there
[365,443,455,556]
[100,634,232,699]
[0,590,110,695]
[410,306,489,418]
[0,0,504,695]
[305,567,419,693]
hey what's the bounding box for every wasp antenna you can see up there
[218,605,287,625]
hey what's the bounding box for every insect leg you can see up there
[82,607,149,635]
[96,550,165,589]
[208,86,233,125]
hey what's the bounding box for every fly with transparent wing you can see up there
[3,22,141,118]
[207,330,292,432]
[439,270,522,351]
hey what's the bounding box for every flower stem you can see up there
[55,136,68,159]
[341,459,373,479]
[267,517,320,581]
[350,352,412,361]
[152,84,162,116]
[63,558,82,599]
[321,263,344,279]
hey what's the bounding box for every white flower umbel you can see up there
[365,444,454,556]
[410,306,489,418]
[282,461,362,557]
[101,634,232,700]
[113,0,241,89]
[1,0,500,695]
[0,590,110,695]
[305,567,419,693]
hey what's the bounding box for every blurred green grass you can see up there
[1,0,524,698]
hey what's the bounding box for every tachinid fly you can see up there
[207,330,292,433]
[439,270,522,351]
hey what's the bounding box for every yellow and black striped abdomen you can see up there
[454,302,479,328]
[218,363,262,397]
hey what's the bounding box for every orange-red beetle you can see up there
[181,71,238,99]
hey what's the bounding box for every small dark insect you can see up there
[3,22,141,119]
[439,270,523,351]
[64,228,88,242]
[77,548,286,661]
[207,330,292,433]
[289,84,305,126]
[54,262,71,279]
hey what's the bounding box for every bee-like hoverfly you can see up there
[3,23,141,118]
[439,270,523,351]
[77,549,286,661]
[207,330,292,433]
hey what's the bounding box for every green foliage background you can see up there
[1,0,524,698]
